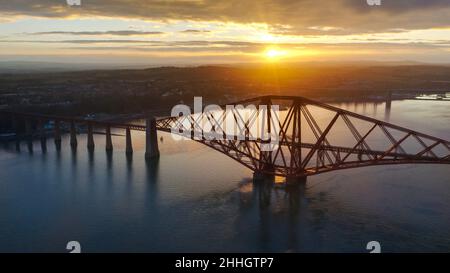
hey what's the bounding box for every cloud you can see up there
[0,39,164,44]
[2,39,446,53]
[179,29,211,33]
[29,30,165,36]
[0,0,449,35]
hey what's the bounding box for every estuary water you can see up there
[0,100,449,252]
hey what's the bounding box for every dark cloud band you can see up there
[0,0,449,35]
[30,30,165,36]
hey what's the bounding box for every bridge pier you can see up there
[70,121,77,148]
[385,91,392,121]
[54,120,61,151]
[254,178,273,207]
[145,117,160,160]
[253,171,275,183]
[285,175,307,186]
[25,119,33,153]
[13,116,20,151]
[105,125,113,151]
[39,119,47,153]
[87,123,95,150]
[125,127,133,155]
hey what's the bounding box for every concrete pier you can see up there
[253,171,275,183]
[285,175,307,186]
[145,117,160,160]
[105,125,113,151]
[70,121,77,148]
[253,156,275,184]
[54,120,61,151]
[87,123,95,150]
[39,120,47,153]
[13,117,20,151]
[125,127,133,155]
[385,91,392,121]
[254,178,273,207]
[25,120,33,153]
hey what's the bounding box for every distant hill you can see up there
[0,60,448,74]
[0,61,163,74]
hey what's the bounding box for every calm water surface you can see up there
[0,100,449,252]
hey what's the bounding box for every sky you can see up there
[0,0,450,65]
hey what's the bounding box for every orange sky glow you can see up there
[0,0,449,64]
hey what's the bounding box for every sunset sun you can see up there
[264,48,288,60]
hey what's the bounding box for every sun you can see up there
[264,47,288,61]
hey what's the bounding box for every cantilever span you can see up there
[155,95,450,179]
[1,95,449,181]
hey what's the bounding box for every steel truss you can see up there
[156,96,450,177]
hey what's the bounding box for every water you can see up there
[0,100,449,252]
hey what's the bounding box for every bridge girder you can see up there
[156,95,450,177]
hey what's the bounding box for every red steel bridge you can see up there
[1,95,449,183]
[155,96,450,182]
